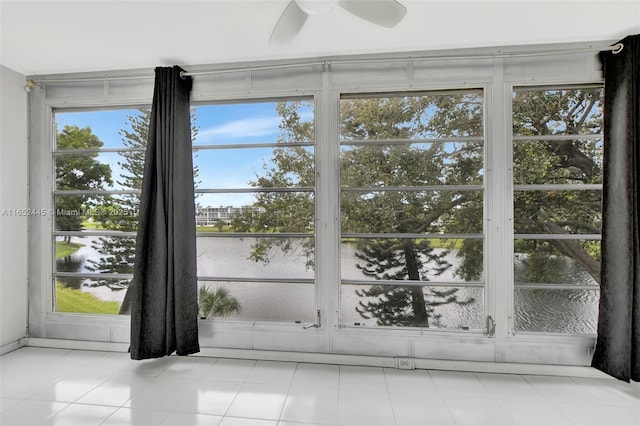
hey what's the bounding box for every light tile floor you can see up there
[1,347,639,426]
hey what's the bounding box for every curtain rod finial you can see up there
[23,79,40,93]
[612,43,624,54]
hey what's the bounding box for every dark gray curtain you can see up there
[129,66,200,360]
[592,34,639,382]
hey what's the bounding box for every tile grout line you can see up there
[218,358,259,423]
[425,369,463,426]
[518,374,576,425]
[276,361,300,424]
[471,371,520,425]
[382,367,400,426]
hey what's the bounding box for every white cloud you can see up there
[196,116,281,143]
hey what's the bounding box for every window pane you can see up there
[339,89,485,329]
[196,193,256,216]
[55,109,148,151]
[194,146,315,189]
[55,235,136,275]
[340,142,483,187]
[54,109,149,192]
[341,190,483,234]
[54,195,100,232]
[197,237,315,278]
[514,190,602,234]
[195,192,314,233]
[193,100,314,146]
[55,278,128,314]
[54,195,139,232]
[339,90,484,140]
[513,86,603,335]
[197,281,315,322]
[194,99,316,323]
[513,88,603,136]
[55,152,123,191]
[514,288,599,333]
[340,284,484,329]
[52,109,150,316]
[341,238,482,282]
[514,239,600,285]
[513,139,603,185]
[196,204,265,229]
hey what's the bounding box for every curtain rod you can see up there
[180,42,624,79]
[30,42,624,85]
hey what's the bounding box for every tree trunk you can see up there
[543,217,601,284]
[118,282,132,315]
[403,241,429,327]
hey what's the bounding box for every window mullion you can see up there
[314,75,340,343]
[485,59,514,361]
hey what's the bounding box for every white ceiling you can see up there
[1,0,638,77]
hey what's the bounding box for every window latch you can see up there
[303,310,321,329]
[485,315,496,337]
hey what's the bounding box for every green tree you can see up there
[223,88,604,327]
[198,286,242,319]
[86,110,150,297]
[214,219,227,232]
[512,88,602,284]
[242,101,316,269]
[245,95,481,327]
[87,109,199,313]
[339,93,482,327]
[55,125,113,242]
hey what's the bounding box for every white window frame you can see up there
[28,43,605,365]
[192,95,318,325]
[336,87,487,332]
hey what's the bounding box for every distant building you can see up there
[196,205,265,226]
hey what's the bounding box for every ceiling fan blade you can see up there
[338,0,407,28]
[270,0,309,43]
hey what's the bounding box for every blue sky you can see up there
[55,102,314,207]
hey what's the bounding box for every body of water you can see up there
[56,236,599,333]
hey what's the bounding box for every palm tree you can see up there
[198,286,242,319]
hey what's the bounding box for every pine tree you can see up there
[87,109,199,313]
[85,110,150,301]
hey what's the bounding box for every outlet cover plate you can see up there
[396,357,415,370]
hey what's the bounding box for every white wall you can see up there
[0,65,29,351]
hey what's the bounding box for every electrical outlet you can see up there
[396,357,415,370]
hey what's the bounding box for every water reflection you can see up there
[515,288,598,334]
[55,236,599,333]
[56,255,85,289]
[514,253,599,286]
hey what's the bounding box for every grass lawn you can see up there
[82,220,106,230]
[196,225,233,232]
[342,238,465,250]
[55,283,121,314]
[426,238,465,250]
[55,241,85,258]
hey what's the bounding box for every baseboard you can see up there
[412,357,611,379]
[27,338,129,353]
[24,338,613,379]
[196,346,398,368]
[1,337,28,355]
